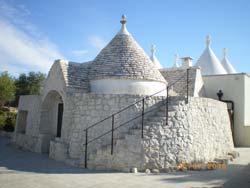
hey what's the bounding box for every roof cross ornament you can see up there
[206,35,211,47]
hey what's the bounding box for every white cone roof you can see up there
[221,48,237,74]
[196,36,227,75]
[150,45,163,69]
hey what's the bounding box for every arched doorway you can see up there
[39,90,64,153]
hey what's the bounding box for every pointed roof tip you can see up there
[120,14,127,25]
[150,44,163,69]
[150,44,156,55]
[206,35,211,47]
[117,14,130,35]
[221,48,237,74]
[223,48,227,58]
[173,54,179,68]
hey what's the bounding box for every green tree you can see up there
[14,72,46,106]
[0,71,16,106]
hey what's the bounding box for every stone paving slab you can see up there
[0,136,250,188]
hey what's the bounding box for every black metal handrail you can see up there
[84,68,190,168]
[85,87,167,131]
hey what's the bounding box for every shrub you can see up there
[0,113,6,130]
[0,109,16,132]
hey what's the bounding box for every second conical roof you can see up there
[221,48,237,74]
[196,36,227,75]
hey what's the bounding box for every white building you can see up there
[193,35,250,147]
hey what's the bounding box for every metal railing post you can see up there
[84,129,88,168]
[111,115,114,155]
[166,86,169,125]
[141,98,145,139]
[186,68,189,104]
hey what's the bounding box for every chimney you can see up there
[181,57,193,68]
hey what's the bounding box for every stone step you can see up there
[145,116,166,121]
[128,128,141,135]
[158,105,179,112]
[155,111,176,117]
[144,120,163,126]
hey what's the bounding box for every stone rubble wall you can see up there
[50,93,233,171]
[85,97,233,171]
[11,91,233,171]
[142,97,234,170]
[160,67,206,97]
[11,133,42,153]
[50,93,165,165]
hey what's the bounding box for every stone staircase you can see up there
[87,97,187,171]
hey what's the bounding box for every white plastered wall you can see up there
[15,95,41,136]
[194,68,206,97]
[203,74,250,146]
[90,79,167,96]
[244,75,250,126]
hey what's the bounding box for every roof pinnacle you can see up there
[223,48,227,58]
[117,14,130,35]
[151,44,156,56]
[206,35,211,47]
[173,54,179,68]
[120,14,127,25]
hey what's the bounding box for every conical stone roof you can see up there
[221,48,237,74]
[89,16,166,83]
[196,36,227,75]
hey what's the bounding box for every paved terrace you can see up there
[0,136,250,188]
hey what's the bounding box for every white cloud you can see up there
[71,49,88,56]
[88,36,107,50]
[0,1,64,76]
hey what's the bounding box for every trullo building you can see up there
[12,15,239,171]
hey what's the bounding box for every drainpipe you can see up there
[217,90,235,145]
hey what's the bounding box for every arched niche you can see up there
[39,90,64,153]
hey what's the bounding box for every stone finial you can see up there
[173,54,179,68]
[206,35,211,47]
[120,14,127,25]
[223,48,227,58]
[151,44,156,56]
[118,14,130,35]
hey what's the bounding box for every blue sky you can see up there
[0,0,249,76]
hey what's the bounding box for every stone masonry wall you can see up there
[83,97,234,171]
[160,67,205,97]
[50,93,164,166]
[142,97,234,170]
[50,93,233,171]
